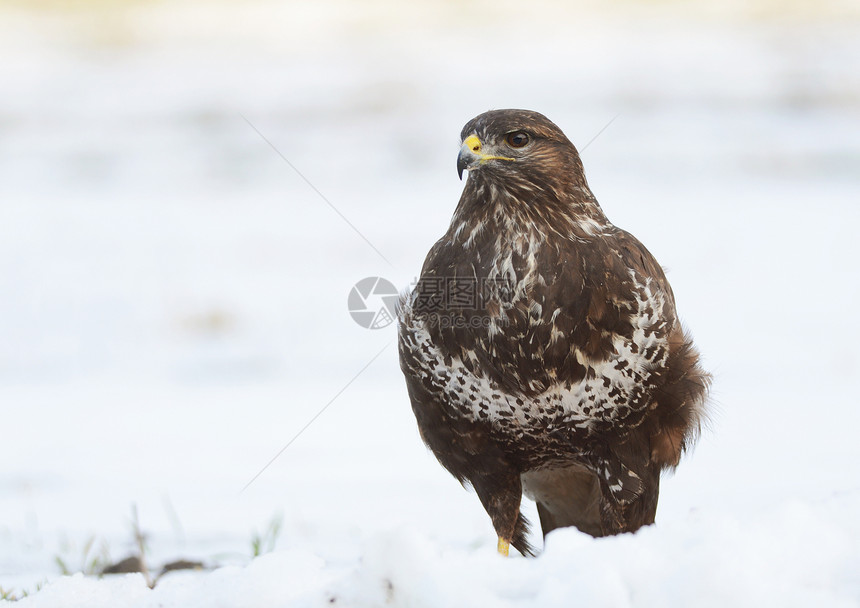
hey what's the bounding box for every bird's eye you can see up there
[505,131,530,148]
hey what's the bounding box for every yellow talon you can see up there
[497,537,510,556]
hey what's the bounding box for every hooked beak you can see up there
[457,134,482,180]
[456,134,514,180]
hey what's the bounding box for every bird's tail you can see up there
[651,326,712,468]
[511,512,537,557]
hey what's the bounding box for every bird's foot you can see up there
[497,537,510,556]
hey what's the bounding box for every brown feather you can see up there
[398,109,710,554]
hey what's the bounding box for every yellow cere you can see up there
[463,134,482,153]
[461,133,515,164]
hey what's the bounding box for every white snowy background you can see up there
[1,0,859,605]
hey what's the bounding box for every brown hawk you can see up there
[398,109,710,556]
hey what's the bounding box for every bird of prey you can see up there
[398,109,709,556]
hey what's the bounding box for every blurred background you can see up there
[1,0,859,592]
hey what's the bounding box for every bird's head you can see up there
[456,109,587,193]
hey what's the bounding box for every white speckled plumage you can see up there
[399,269,670,434]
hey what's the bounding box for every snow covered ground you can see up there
[1,0,859,605]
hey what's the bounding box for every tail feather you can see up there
[511,512,536,557]
[651,326,711,468]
